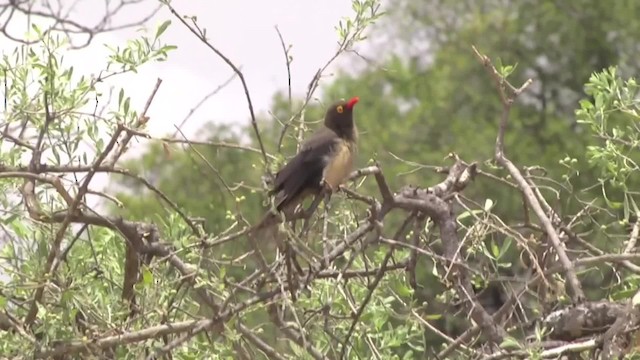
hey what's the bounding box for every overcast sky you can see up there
[37,0,368,138]
[0,0,381,210]
[0,0,385,277]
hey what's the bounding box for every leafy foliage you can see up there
[3,1,640,359]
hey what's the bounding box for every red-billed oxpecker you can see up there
[255,97,360,231]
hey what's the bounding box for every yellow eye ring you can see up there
[336,105,344,114]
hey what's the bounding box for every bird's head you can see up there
[324,96,359,137]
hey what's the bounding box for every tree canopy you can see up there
[2,0,640,359]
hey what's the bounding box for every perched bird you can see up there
[256,96,360,231]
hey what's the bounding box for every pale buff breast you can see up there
[322,138,357,190]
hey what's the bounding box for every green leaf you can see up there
[123,97,130,115]
[118,88,124,107]
[395,282,413,297]
[500,238,513,257]
[96,138,104,153]
[424,313,442,320]
[500,336,521,350]
[484,198,494,212]
[595,92,605,110]
[491,240,500,258]
[142,266,153,286]
[156,20,172,39]
[458,209,483,221]
[612,288,636,301]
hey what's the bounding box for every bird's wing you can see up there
[272,128,340,211]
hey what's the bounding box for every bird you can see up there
[256,96,360,231]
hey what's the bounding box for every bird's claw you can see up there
[320,179,335,193]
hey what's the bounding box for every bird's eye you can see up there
[336,105,344,114]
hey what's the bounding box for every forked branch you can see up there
[472,45,585,303]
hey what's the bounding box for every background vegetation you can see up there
[2,0,640,359]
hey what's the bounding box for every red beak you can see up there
[346,96,360,110]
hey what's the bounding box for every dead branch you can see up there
[0,1,161,49]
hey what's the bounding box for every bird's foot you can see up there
[320,178,335,193]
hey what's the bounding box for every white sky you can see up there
[56,0,363,138]
[0,0,377,210]
[1,0,368,136]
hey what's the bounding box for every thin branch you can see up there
[106,78,162,167]
[269,303,328,360]
[275,25,292,117]
[23,80,163,327]
[238,323,287,360]
[165,3,269,169]
[472,45,585,303]
[171,71,239,138]
[37,318,216,358]
[339,214,415,359]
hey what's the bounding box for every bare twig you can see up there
[238,323,287,360]
[275,26,292,117]
[472,45,585,303]
[23,80,162,326]
[165,3,269,169]
[171,71,239,138]
[106,78,162,166]
[338,214,415,359]
[1,1,162,49]
[269,303,329,360]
